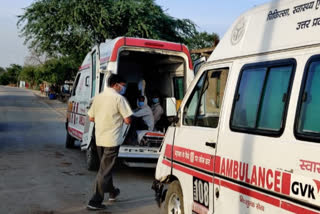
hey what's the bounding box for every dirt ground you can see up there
[0,86,159,214]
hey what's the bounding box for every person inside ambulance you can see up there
[151,93,164,127]
[124,96,154,145]
[133,96,154,131]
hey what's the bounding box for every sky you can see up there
[0,0,269,68]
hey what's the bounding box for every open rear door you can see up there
[80,47,99,150]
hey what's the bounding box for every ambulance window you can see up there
[99,73,105,93]
[173,77,184,100]
[183,68,229,128]
[72,73,81,96]
[183,74,205,125]
[295,57,320,142]
[232,68,267,128]
[91,51,97,98]
[231,60,295,135]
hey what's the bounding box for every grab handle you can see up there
[205,142,216,149]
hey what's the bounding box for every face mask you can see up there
[138,101,144,107]
[119,84,126,95]
[152,98,159,103]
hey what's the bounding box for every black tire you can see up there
[161,180,184,214]
[65,130,75,149]
[86,143,100,171]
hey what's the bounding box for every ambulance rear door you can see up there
[67,51,92,141]
[81,46,100,149]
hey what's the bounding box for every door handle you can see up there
[205,142,216,149]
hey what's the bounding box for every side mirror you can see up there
[165,97,177,117]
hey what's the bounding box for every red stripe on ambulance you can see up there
[164,144,214,172]
[68,127,83,139]
[281,201,319,214]
[162,145,320,213]
[219,178,281,207]
[218,157,291,196]
[162,159,213,183]
[164,144,291,196]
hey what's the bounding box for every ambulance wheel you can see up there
[162,180,184,214]
[86,144,99,171]
[65,131,75,148]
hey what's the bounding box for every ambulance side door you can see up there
[81,48,100,149]
[68,68,91,140]
[90,48,99,98]
[168,65,229,214]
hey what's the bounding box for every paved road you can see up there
[0,86,159,214]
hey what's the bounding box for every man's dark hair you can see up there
[108,74,126,87]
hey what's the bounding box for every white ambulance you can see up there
[65,37,195,170]
[153,0,320,213]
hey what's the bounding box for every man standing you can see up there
[87,74,132,210]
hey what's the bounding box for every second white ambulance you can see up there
[65,37,195,169]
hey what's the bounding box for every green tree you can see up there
[0,67,8,85]
[0,72,10,85]
[19,65,39,88]
[18,0,197,64]
[0,67,5,74]
[185,32,219,51]
[6,64,22,85]
[40,57,78,87]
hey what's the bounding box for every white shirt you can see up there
[151,103,164,124]
[134,104,154,131]
[88,87,133,147]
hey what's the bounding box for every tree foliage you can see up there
[17,0,220,89]
[18,0,197,64]
[0,64,22,85]
[0,67,5,74]
[185,32,219,51]
[24,48,48,66]
[18,56,78,88]
[40,57,78,86]
[7,64,22,84]
[0,73,10,85]
[19,65,39,87]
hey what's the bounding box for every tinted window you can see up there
[232,68,266,128]
[183,68,229,128]
[231,60,294,135]
[183,75,205,126]
[258,66,292,130]
[99,73,105,93]
[91,51,96,98]
[72,73,81,96]
[174,77,184,100]
[296,59,320,141]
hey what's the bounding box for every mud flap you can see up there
[152,180,166,207]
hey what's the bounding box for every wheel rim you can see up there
[168,193,181,214]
